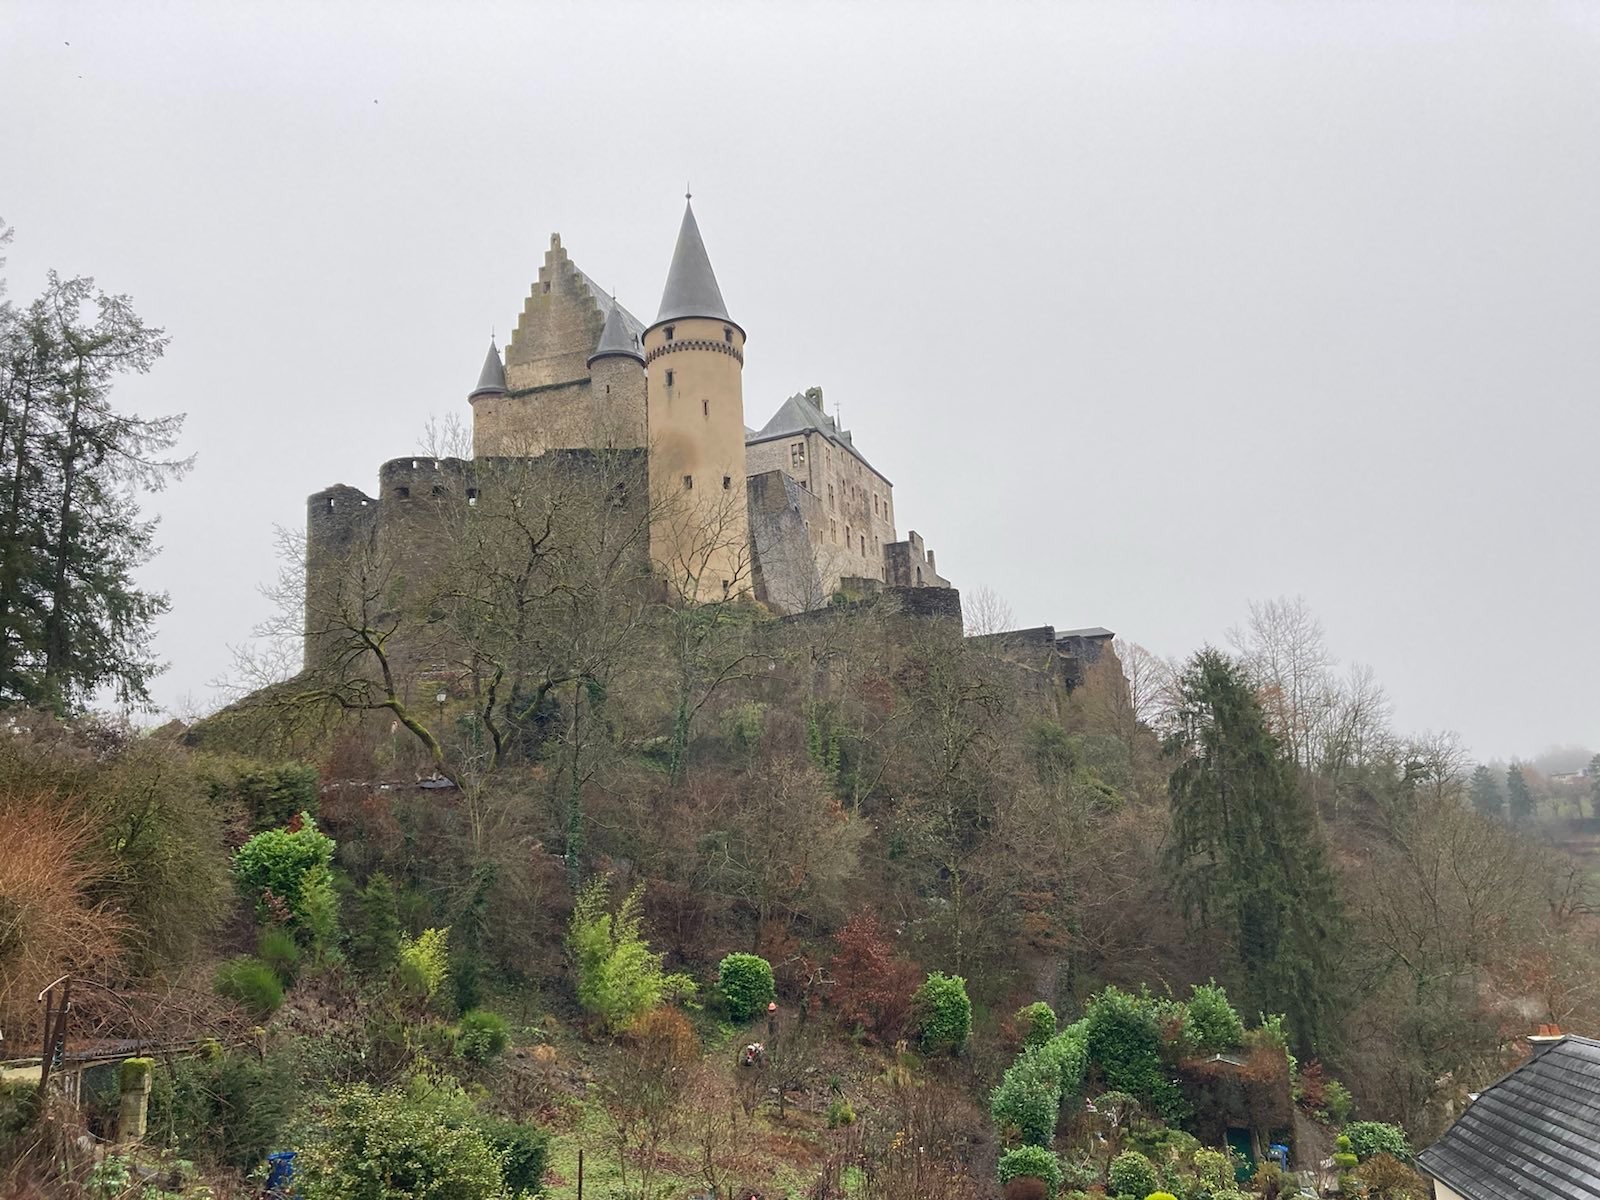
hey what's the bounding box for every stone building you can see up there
[307,199,952,637]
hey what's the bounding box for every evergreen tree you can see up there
[1164,648,1343,1054]
[1468,765,1504,819]
[1506,764,1535,824]
[0,254,187,712]
[1588,754,1600,820]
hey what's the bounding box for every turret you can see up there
[587,301,648,449]
[643,199,750,601]
[466,339,507,454]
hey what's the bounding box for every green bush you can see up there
[913,972,971,1053]
[257,926,300,985]
[296,1084,504,1200]
[1147,1193,1179,1200]
[214,956,284,1016]
[231,815,336,932]
[147,1050,293,1172]
[992,1044,1063,1146]
[1191,1148,1234,1196]
[398,927,451,1001]
[1108,1150,1159,1199]
[1040,1023,1089,1098]
[345,872,402,976]
[827,1097,856,1127]
[1085,987,1169,1109]
[568,879,695,1031]
[998,1145,1063,1196]
[0,1080,39,1141]
[475,1115,550,1195]
[204,760,319,830]
[456,1009,512,1063]
[1186,981,1245,1053]
[718,952,776,1022]
[1345,1120,1413,1163]
[1325,1078,1355,1125]
[1017,1001,1057,1049]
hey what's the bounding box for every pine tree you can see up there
[1506,764,1535,824]
[1164,648,1343,1054]
[0,256,187,712]
[1588,754,1600,820]
[1468,765,1504,819]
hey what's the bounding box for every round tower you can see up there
[467,338,509,456]
[587,301,647,450]
[643,199,749,602]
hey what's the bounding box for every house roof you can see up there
[654,200,735,327]
[1417,1035,1600,1200]
[747,389,888,482]
[576,269,647,347]
[1057,627,1115,641]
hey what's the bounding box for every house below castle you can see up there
[312,200,948,621]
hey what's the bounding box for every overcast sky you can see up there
[3,1,1597,761]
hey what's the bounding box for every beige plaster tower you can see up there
[643,200,750,601]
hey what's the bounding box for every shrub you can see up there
[456,1009,511,1063]
[827,1097,856,1128]
[1147,1193,1179,1200]
[1041,1023,1089,1098]
[296,1083,503,1200]
[1108,1150,1159,1199]
[828,911,921,1042]
[204,760,318,830]
[398,927,451,1001]
[1333,1133,1359,1172]
[1191,1148,1234,1196]
[718,952,776,1022]
[345,871,402,976]
[1345,1120,1413,1163]
[992,1045,1063,1146]
[475,1115,550,1196]
[1325,1078,1355,1125]
[214,956,283,1016]
[1017,1001,1057,1049]
[1186,981,1245,1053]
[913,972,971,1053]
[998,1145,1063,1197]
[1085,987,1168,1107]
[1353,1152,1428,1199]
[257,926,300,985]
[568,879,694,1032]
[147,1050,293,1172]
[231,815,336,932]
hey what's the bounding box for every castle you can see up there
[306,199,951,636]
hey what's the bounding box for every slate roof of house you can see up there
[655,200,735,327]
[576,269,647,347]
[471,340,506,395]
[1057,627,1115,640]
[747,390,887,481]
[1417,1035,1600,1200]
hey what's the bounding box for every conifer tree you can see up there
[1505,764,1535,824]
[1164,648,1343,1054]
[0,244,187,712]
[1468,765,1504,819]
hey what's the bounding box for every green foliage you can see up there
[1040,1022,1089,1098]
[998,1145,1063,1195]
[1147,1193,1179,1200]
[232,815,336,935]
[398,927,451,1001]
[567,878,694,1031]
[296,1083,504,1200]
[827,1097,857,1127]
[1165,649,1343,1053]
[1325,1077,1354,1125]
[913,971,971,1053]
[1191,1148,1234,1197]
[0,1080,39,1141]
[147,1049,293,1172]
[718,951,776,1021]
[203,758,319,830]
[257,925,300,985]
[992,1044,1064,1145]
[474,1114,551,1195]
[1017,1001,1057,1049]
[1108,1150,1159,1199]
[1468,764,1504,818]
[1084,986,1168,1108]
[214,956,283,1016]
[1345,1120,1413,1163]
[1506,764,1535,823]
[345,871,402,976]
[1186,980,1244,1053]
[455,1008,511,1063]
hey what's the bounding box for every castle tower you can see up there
[586,301,647,450]
[643,199,750,601]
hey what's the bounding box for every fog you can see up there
[2,1,1596,759]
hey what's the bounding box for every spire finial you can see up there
[686,182,692,201]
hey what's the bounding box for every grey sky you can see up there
[2,1,1596,761]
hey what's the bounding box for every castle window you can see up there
[431,485,444,496]
[325,497,335,512]
[395,486,410,499]
[860,535,866,554]
[845,524,851,547]
[666,369,674,387]
[722,475,731,490]
[830,519,837,542]
[665,325,675,341]
[703,399,710,418]
[723,326,733,343]
[605,384,611,395]
[543,281,550,293]
[683,474,693,490]
[827,483,834,508]
[722,579,730,598]
[791,442,805,467]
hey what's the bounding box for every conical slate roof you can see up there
[588,299,645,365]
[655,200,734,327]
[471,340,506,396]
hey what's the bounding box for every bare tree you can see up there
[962,584,1015,637]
